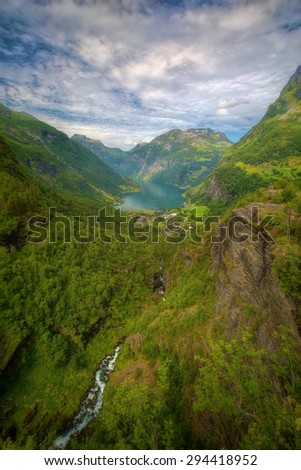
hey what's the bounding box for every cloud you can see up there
[0,0,301,148]
[217,97,250,115]
[218,98,249,109]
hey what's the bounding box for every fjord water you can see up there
[118,180,185,210]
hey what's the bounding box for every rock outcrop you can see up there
[210,204,301,351]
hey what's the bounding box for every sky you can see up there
[0,0,301,149]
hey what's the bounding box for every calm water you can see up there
[118,180,185,210]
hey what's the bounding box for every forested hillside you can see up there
[1,195,301,450]
[0,104,139,204]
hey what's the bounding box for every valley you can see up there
[72,128,232,189]
[0,66,301,452]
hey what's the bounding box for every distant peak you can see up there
[72,134,87,139]
[134,142,147,148]
[288,65,301,82]
[295,65,301,75]
[0,102,12,117]
[281,64,301,100]
[187,128,214,134]
[187,128,232,142]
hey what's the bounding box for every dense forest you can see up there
[0,184,301,450]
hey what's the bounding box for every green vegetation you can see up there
[0,104,139,204]
[1,68,301,451]
[71,134,139,178]
[0,134,120,246]
[0,235,164,449]
[0,135,49,245]
[194,330,301,449]
[1,196,300,449]
[73,128,232,189]
[186,66,301,210]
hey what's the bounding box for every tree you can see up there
[194,330,301,449]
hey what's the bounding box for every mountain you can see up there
[0,133,117,247]
[186,66,301,207]
[0,104,139,205]
[1,190,301,450]
[128,128,233,188]
[71,133,130,173]
[72,128,232,189]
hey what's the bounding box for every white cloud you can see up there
[217,108,229,116]
[0,0,301,148]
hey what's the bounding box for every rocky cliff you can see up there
[210,204,301,351]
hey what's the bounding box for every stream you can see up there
[152,258,166,301]
[53,261,164,449]
[53,344,121,449]
[159,258,166,301]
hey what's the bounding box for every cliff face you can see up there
[210,204,301,351]
[203,175,227,199]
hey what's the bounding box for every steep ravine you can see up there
[52,257,168,449]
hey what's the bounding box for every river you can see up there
[53,345,121,449]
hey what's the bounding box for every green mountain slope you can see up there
[0,134,122,248]
[186,66,301,207]
[73,128,232,189]
[0,135,47,246]
[71,134,132,174]
[0,104,139,204]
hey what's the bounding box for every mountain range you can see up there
[72,128,232,189]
